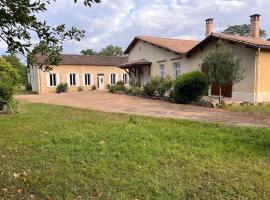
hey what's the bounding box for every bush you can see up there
[109,81,127,93]
[2,99,20,114]
[92,85,96,90]
[172,71,209,104]
[56,83,68,93]
[25,83,32,91]
[131,87,144,96]
[143,76,173,97]
[78,87,83,92]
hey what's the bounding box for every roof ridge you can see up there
[61,54,127,58]
[137,35,199,42]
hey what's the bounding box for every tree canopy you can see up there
[0,0,101,68]
[223,24,267,38]
[201,40,244,102]
[81,45,124,56]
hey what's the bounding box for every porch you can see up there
[118,58,152,86]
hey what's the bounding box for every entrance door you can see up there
[97,75,105,90]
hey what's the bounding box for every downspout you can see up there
[255,47,260,103]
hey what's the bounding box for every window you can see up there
[123,74,128,84]
[85,73,91,85]
[111,73,116,84]
[49,73,57,87]
[173,62,181,78]
[69,73,76,86]
[159,64,165,78]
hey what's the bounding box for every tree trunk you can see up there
[219,83,222,103]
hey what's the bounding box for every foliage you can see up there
[0,0,100,69]
[25,83,32,91]
[99,45,124,56]
[56,83,68,93]
[129,78,141,88]
[143,76,173,97]
[0,102,270,199]
[201,40,244,102]
[0,58,20,110]
[78,86,84,92]
[92,85,96,90]
[223,24,267,38]
[2,54,27,85]
[172,71,209,104]
[80,48,98,56]
[109,81,127,93]
[130,87,144,96]
[2,99,20,114]
[223,102,270,116]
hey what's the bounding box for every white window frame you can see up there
[84,73,91,86]
[111,73,116,85]
[173,62,181,79]
[123,74,128,84]
[159,64,165,78]
[49,73,57,87]
[69,73,76,86]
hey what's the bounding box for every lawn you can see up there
[0,102,270,200]
[223,103,270,116]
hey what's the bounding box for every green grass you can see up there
[0,102,270,200]
[224,103,270,116]
[14,88,34,95]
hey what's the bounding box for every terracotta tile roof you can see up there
[118,58,152,68]
[35,54,128,66]
[212,33,270,48]
[124,36,200,55]
[187,33,270,56]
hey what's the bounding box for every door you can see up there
[211,84,232,97]
[97,75,105,90]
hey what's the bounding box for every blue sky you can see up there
[1,0,270,55]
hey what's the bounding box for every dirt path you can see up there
[16,91,270,128]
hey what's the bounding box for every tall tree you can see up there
[201,40,244,103]
[0,0,101,69]
[81,48,98,55]
[2,55,27,85]
[99,45,124,56]
[223,24,267,38]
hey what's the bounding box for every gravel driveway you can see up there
[17,91,270,127]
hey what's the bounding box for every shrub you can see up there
[78,87,83,92]
[131,87,144,96]
[92,85,96,90]
[172,71,209,104]
[25,83,32,91]
[143,76,173,97]
[129,79,140,87]
[2,99,20,114]
[56,83,68,93]
[106,84,111,90]
[109,82,127,93]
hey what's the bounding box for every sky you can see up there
[1,0,270,55]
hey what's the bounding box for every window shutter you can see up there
[46,73,50,87]
[66,74,70,86]
[82,73,85,86]
[108,73,111,85]
[56,74,60,86]
[76,74,80,86]
[91,73,94,85]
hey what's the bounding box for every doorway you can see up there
[97,74,105,90]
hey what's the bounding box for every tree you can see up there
[2,55,27,85]
[81,48,98,55]
[223,24,267,38]
[201,40,244,103]
[0,58,20,110]
[99,45,124,56]
[0,0,101,69]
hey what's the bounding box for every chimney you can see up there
[250,14,260,38]
[205,18,214,37]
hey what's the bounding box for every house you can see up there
[29,54,128,94]
[120,14,270,103]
